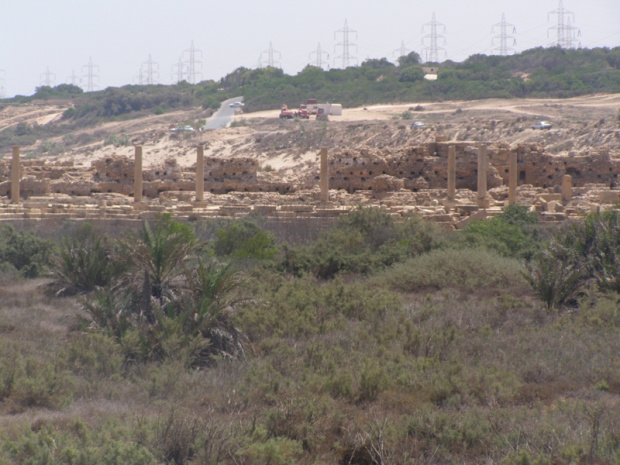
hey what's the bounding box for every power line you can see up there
[309,42,330,70]
[40,66,56,87]
[492,13,517,56]
[393,40,411,61]
[81,57,100,92]
[171,56,185,84]
[65,69,79,86]
[140,53,160,85]
[548,0,581,48]
[259,41,282,68]
[334,19,358,68]
[421,12,447,63]
[182,41,203,84]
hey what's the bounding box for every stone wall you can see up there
[1,143,619,199]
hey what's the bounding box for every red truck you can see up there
[280,104,310,119]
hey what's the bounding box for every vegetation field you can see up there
[1,206,620,465]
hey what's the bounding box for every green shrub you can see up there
[457,204,542,260]
[358,360,389,402]
[63,332,123,380]
[279,207,441,278]
[104,134,131,147]
[379,247,526,292]
[212,219,278,260]
[238,437,303,465]
[0,224,54,278]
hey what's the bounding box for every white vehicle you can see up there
[531,121,552,130]
[169,125,195,132]
[411,121,425,128]
[229,101,244,108]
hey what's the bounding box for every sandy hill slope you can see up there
[2,95,619,185]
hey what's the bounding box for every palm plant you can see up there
[523,246,582,309]
[557,210,620,292]
[119,214,199,308]
[180,259,246,365]
[52,223,124,295]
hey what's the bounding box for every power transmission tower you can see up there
[334,19,358,68]
[65,69,79,86]
[81,57,100,92]
[40,66,56,87]
[182,41,203,84]
[309,42,330,70]
[421,12,447,63]
[171,56,185,84]
[492,13,517,55]
[140,54,160,85]
[548,0,581,48]
[259,41,281,68]
[393,40,410,61]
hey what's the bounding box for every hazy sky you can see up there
[1,0,619,98]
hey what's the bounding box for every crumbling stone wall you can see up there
[325,142,619,193]
[326,143,503,193]
[1,144,620,199]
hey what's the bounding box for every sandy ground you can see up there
[2,94,619,174]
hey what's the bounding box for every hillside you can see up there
[1,93,619,178]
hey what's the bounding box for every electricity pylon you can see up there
[393,40,411,61]
[182,41,203,84]
[421,12,447,63]
[309,42,330,70]
[334,19,358,68]
[171,56,185,84]
[65,70,79,86]
[259,41,281,68]
[492,13,517,55]
[81,57,100,92]
[140,54,160,85]
[40,66,56,87]
[548,0,581,48]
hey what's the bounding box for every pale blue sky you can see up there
[1,0,619,97]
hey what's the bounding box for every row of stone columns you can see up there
[131,145,330,204]
[7,144,571,208]
[447,144,550,207]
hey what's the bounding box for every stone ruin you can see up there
[1,141,620,228]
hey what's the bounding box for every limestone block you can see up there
[540,193,562,202]
[373,175,405,192]
[599,191,620,204]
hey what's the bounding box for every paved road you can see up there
[202,96,244,130]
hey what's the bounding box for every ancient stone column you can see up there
[196,145,205,202]
[320,147,329,203]
[508,151,518,205]
[477,144,488,208]
[10,146,20,203]
[447,145,456,201]
[134,145,143,203]
[562,174,573,203]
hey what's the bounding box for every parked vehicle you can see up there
[279,104,310,119]
[280,104,295,119]
[229,101,244,108]
[169,125,195,132]
[411,121,425,128]
[531,121,552,130]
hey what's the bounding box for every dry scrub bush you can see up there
[378,247,526,292]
